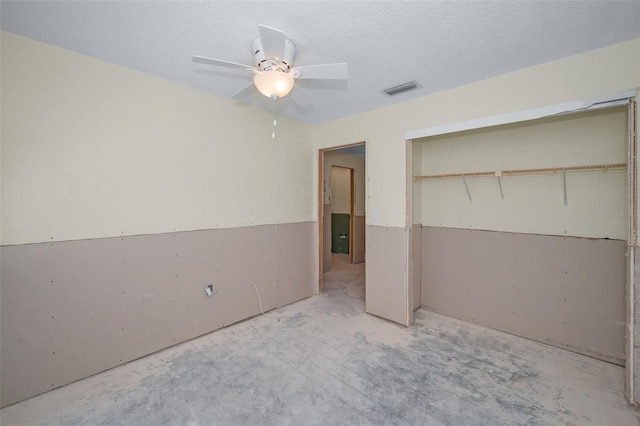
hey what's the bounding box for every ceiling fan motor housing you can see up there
[251,36,296,72]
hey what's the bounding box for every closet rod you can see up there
[414,162,627,180]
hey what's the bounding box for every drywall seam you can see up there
[405,225,412,326]
[0,221,314,248]
[405,140,413,325]
[629,96,639,404]
[410,224,422,312]
[628,245,635,403]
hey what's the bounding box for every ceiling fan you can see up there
[193,25,348,103]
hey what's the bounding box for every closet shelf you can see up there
[414,162,627,180]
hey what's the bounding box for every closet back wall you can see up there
[416,106,628,364]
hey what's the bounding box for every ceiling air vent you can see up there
[383,81,420,96]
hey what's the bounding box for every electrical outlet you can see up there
[205,284,213,296]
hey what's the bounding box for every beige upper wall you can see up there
[1,32,314,245]
[311,39,640,229]
[4,33,638,243]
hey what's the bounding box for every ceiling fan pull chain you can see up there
[272,95,277,139]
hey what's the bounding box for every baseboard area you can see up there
[0,222,315,407]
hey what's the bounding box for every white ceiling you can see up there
[1,1,639,124]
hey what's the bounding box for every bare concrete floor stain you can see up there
[2,254,638,425]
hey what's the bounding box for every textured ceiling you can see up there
[1,1,639,124]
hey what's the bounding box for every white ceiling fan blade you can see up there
[231,82,257,99]
[289,85,313,107]
[258,25,286,60]
[291,63,348,80]
[192,55,254,70]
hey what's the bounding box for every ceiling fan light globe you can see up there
[253,70,294,98]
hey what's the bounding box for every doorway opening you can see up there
[318,143,366,296]
[329,166,353,259]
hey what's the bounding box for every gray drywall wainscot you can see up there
[365,225,410,325]
[421,226,626,365]
[0,222,315,407]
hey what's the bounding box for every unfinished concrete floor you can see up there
[2,254,638,425]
